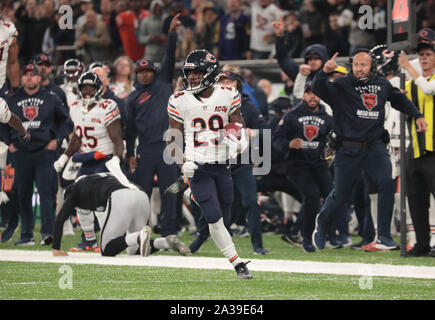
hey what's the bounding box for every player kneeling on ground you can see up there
[52,173,191,257]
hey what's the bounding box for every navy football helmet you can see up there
[77,72,103,108]
[182,50,220,94]
[63,59,85,82]
[370,45,399,77]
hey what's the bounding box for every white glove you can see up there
[105,155,138,190]
[0,191,9,205]
[223,128,249,158]
[54,154,69,173]
[182,161,197,178]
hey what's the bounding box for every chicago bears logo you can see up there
[23,106,39,121]
[205,53,216,63]
[382,49,395,59]
[304,125,319,141]
[361,94,378,110]
[419,29,428,37]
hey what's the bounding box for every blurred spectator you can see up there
[242,68,268,118]
[42,4,76,64]
[299,0,324,48]
[100,0,123,60]
[109,55,135,99]
[279,0,301,11]
[75,9,111,64]
[139,0,167,63]
[75,0,100,36]
[324,12,349,56]
[218,0,250,61]
[194,2,220,57]
[16,0,52,64]
[116,0,151,62]
[163,0,195,34]
[249,0,282,59]
[257,78,273,103]
[281,11,303,58]
[178,27,197,61]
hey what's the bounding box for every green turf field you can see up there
[0,226,434,300]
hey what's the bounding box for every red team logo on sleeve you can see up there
[361,94,378,111]
[304,125,319,141]
[23,106,39,121]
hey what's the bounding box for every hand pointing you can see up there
[323,52,339,73]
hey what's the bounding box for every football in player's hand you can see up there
[221,122,243,140]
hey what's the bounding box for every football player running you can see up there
[167,49,252,279]
[0,1,20,97]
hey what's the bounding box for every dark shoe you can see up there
[70,239,98,252]
[351,240,372,250]
[326,239,343,249]
[312,213,327,250]
[235,261,253,279]
[253,247,269,255]
[1,226,17,243]
[281,234,302,247]
[40,235,53,246]
[189,234,209,253]
[14,238,35,246]
[338,235,352,247]
[302,239,316,253]
[429,247,435,257]
[403,245,430,257]
[375,236,399,250]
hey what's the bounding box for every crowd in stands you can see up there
[1,0,432,68]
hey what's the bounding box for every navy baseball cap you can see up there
[22,64,40,76]
[270,96,291,111]
[304,81,313,92]
[32,53,53,66]
[417,28,435,52]
[134,58,155,72]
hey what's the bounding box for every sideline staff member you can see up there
[311,50,427,251]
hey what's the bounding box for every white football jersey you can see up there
[0,97,11,123]
[60,82,80,108]
[70,98,120,155]
[0,19,18,89]
[168,85,242,163]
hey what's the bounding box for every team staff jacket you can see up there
[52,173,128,250]
[273,102,333,169]
[232,93,270,171]
[125,32,177,157]
[312,70,424,143]
[6,86,70,152]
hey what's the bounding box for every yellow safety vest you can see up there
[406,74,435,159]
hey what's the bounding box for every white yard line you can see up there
[0,249,434,279]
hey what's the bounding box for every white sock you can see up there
[125,232,140,254]
[209,218,241,267]
[153,237,169,250]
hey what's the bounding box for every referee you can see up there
[399,29,435,257]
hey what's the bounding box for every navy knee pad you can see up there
[101,236,128,257]
[198,199,223,225]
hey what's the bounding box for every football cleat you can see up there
[166,235,191,256]
[139,226,152,257]
[235,261,253,279]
